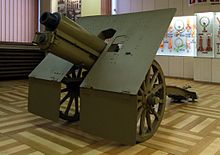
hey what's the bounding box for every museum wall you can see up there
[50,0,58,12]
[81,0,101,16]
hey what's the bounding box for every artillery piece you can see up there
[29,9,176,145]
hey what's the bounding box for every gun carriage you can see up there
[29,9,178,145]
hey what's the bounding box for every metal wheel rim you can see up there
[136,60,166,142]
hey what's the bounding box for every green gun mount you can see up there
[29,9,176,145]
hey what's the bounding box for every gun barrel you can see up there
[40,12,106,53]
[34,12,107,69]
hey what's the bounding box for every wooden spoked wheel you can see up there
[136,60,166,142]
[59,65,86,122]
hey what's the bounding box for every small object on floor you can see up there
[166,85,198,103]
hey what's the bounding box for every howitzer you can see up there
[29,9,176,145]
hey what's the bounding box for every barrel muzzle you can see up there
[40,12,61,31]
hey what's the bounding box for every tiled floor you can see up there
[0,78,220,155]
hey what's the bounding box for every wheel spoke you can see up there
[139,109,146,135]
[77,67,82,78]
[146,112,152,132]
[75,96,79,114]
[66,74,71,78]
[137,95,142,101]
[61,88,68,93]
[65,95,74,115]
[151,84,163,94]
[137,107,144,122]
[137,101,142,109]
[60,93,70,105]
[139,88,144,95]
[142,81,147,92]
[150,70,159,89]
[152,108,159,120]
[72,69,77,78]
[62,77,68,85]
[145,69,151,88]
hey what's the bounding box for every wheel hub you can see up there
[147,95,160,106]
